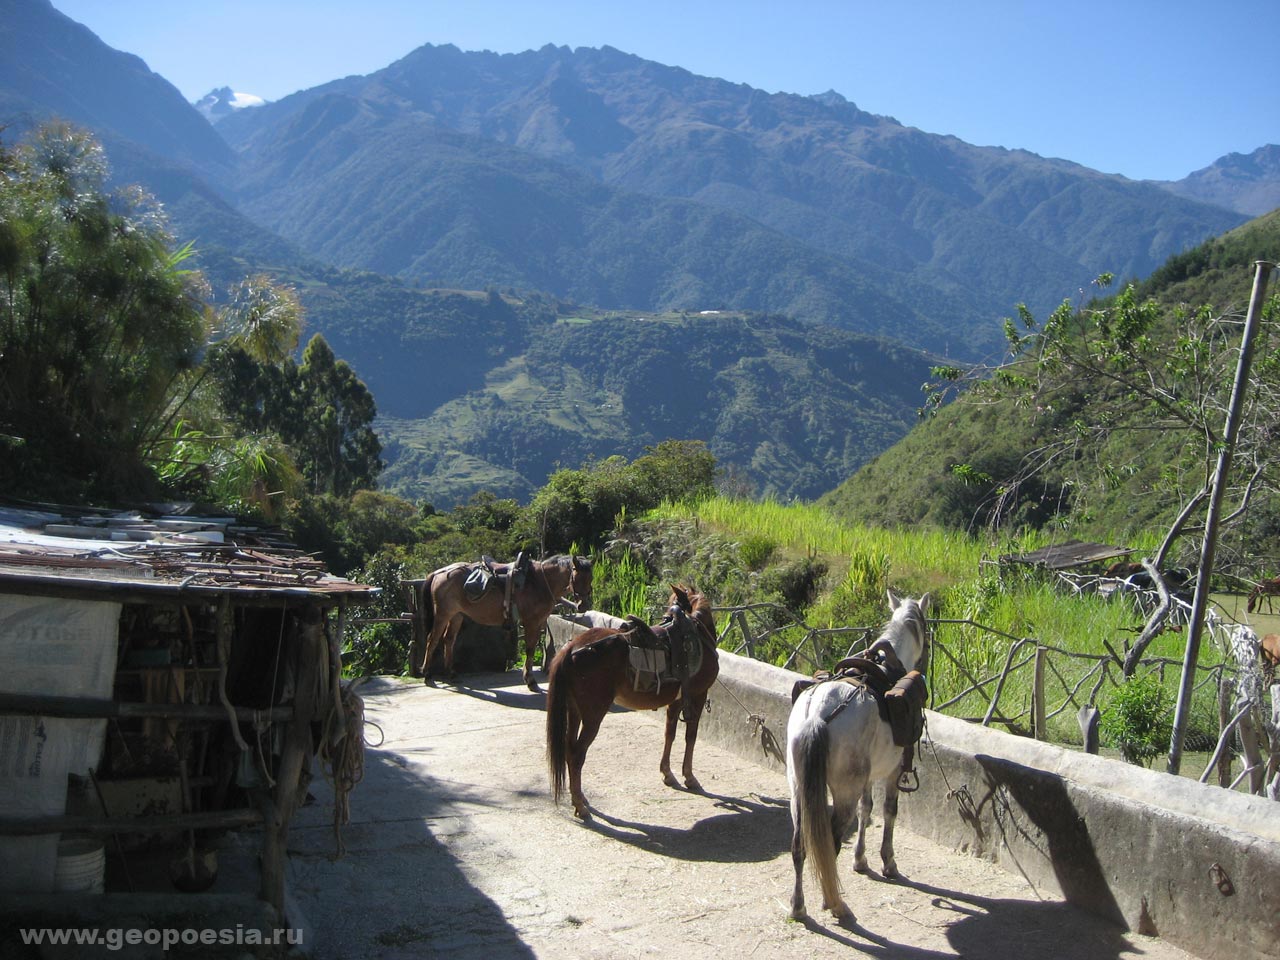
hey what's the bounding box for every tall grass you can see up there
[653,496,1028,588]
[647,496,1228,757]
[589,549,651,619]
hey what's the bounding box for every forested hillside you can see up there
[216,42,1246,361]
[821,209,1280,554]
[3,1,1272,515]
[377,309,933,505]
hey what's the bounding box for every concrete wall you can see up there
[548,617,1280,960]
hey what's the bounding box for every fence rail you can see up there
[708,594,1275,794]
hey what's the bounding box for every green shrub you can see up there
[757,556,828,612]
[1101,673,1173,766]
[590,550,654,619]
[738,534,777,571]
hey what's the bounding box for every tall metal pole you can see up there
[1167,260,1274,774]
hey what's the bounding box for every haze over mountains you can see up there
[2,0,1276,505]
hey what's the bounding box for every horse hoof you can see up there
[525,678,542,693]
[684,775,704,794]
[853,858,870,874]
[788,906,807,922]
[883,863,901,880]
[662,771,680,789]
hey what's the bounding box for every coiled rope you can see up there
[319,681,367,857]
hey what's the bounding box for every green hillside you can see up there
[377,309,934,507]
[820,209,1280,549]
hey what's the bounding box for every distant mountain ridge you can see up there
[4,1,1276,507]
[1159,144,1280,217]
[215,42,1249,359]
[0,0,235,177]
[819,207,1280,536]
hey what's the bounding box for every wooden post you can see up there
[1077,705,1100,753]
[407,579,428,678]
[733,610,754,659]
[1169,260,1273,774]
[1033,645,1047,740]
[328,599,348,747]
[1216,675,1234,787]
[983,638,1030,726]
[259,605,324,912]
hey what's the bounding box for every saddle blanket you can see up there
[628,634,704,694]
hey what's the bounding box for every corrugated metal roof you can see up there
[0,503,378,604]
[998,539,1133,570]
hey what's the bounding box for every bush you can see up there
[757,556,827,611]
[590,550,654,619]
[738,534,777,571]
[1101,673,1173,766]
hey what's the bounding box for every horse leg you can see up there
[789,793,808,920]
[880,775,902,879]
[660,700,681,788]
[523,617,546,693]
[422,609,452,682]
[568,706,605,821]
[851,785,874,874]
[679,690,709,792]
[820,783,860,915]
[442,614,463,681]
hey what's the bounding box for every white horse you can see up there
[786,591,931,926]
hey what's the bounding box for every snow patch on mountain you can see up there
[195,87,266,122]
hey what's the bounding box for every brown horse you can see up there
[1247,576,1280,614]
[546,585,719,820]
[414,555,593,691]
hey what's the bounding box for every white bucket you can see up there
[54,838,105,894]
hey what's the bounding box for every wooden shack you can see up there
[0,502,377,922]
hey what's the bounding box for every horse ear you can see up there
[887,589,902,611]
[918,593,932,616]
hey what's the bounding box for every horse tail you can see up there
[409,574,437,676]
[421,575,436,634]
[546,644,573,806]
[792,716,843,909]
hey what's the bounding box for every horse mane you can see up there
[544,553,591,563]
[670,583,715,636]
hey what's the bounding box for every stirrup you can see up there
[898,769,920,793]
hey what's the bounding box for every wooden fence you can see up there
[708,595,1273,791]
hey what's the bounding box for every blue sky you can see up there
[53,0,1277,182]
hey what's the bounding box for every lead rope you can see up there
[318,681,366,858]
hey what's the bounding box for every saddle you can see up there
[463,552,532,626]
[791,656,929,789]
[571,610,703,713]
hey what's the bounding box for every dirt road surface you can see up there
[286,674,1200,960]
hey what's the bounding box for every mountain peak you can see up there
[195,86,267,122]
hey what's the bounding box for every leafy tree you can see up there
[0,122,207,500]
[207,326,382,502]
[522,441,716,552]
[285,489,420,576]
[294,333,383,497]
[926,273,1280,672]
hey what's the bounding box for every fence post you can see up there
[1033,644,1047,740]
[1168,259,1273,774]
[983,637,1030,727]
[733,610,755,659]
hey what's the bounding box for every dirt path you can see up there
[286,674,1201,960]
